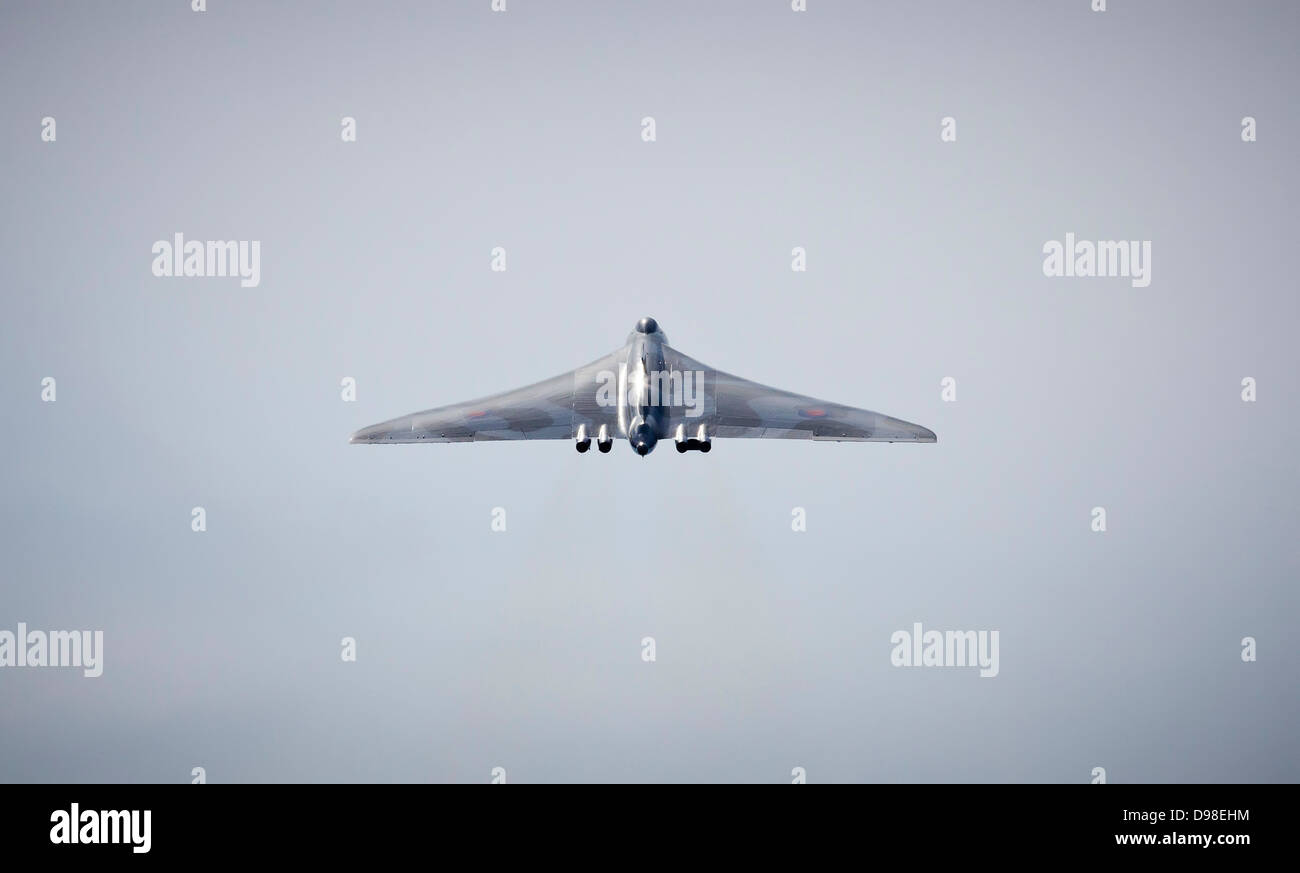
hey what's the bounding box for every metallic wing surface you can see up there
[660,345,936,443]
[349,351,622,444]
[352,317,935,453]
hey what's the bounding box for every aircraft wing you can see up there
[350,351,623,444]
[663,347,936,443]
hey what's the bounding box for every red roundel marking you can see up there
[800,407,827,418]
[467,410,488,418]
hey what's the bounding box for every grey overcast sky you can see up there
[0,0,1296,782]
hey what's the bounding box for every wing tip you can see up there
[350,424,382,444]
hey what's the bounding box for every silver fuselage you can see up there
[621,327,670,455]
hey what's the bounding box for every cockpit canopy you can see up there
[627,316,669,346]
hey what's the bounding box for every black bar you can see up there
[0,784,1281,859]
